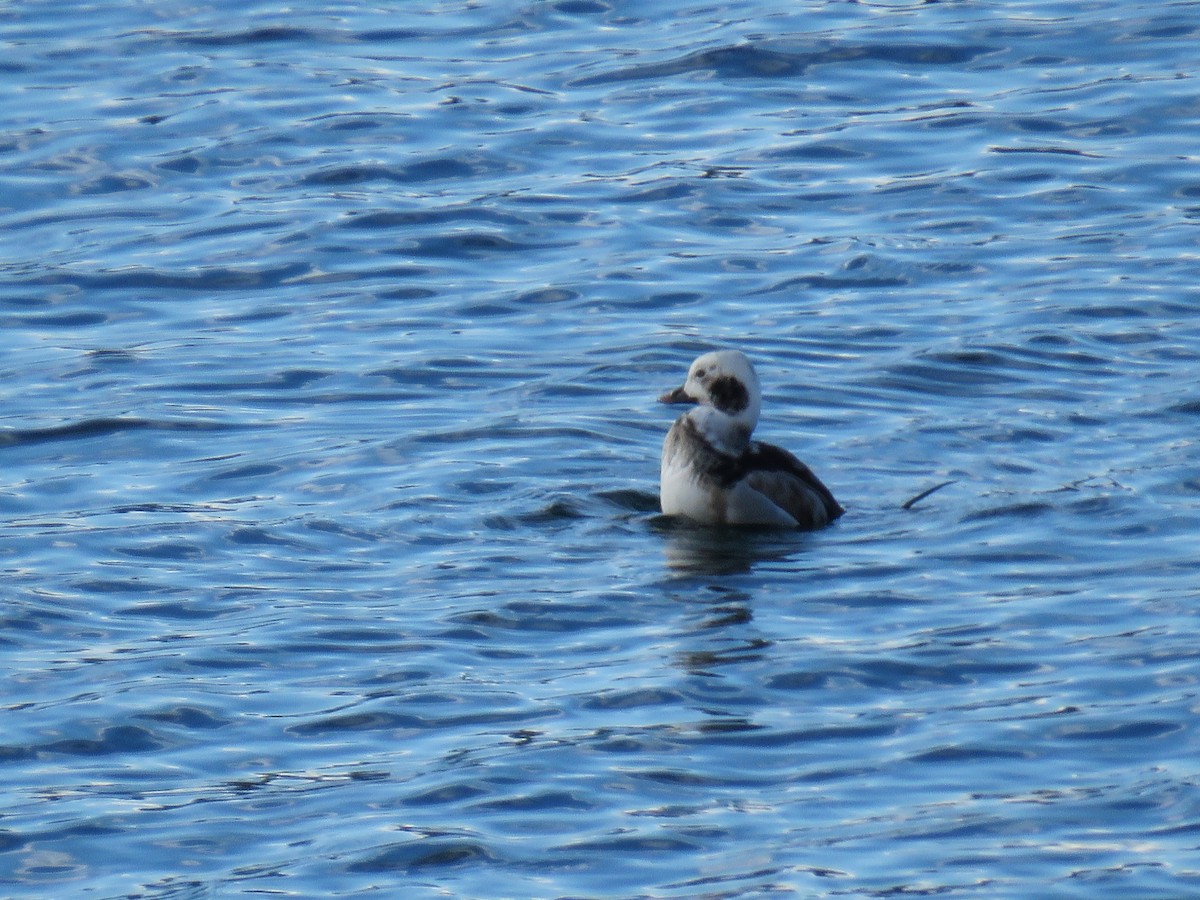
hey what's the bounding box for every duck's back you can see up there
[740,441,844,528]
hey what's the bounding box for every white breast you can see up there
[660,418,717,521]
[660,419,799,527]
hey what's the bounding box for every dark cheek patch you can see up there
[709,375,749,414]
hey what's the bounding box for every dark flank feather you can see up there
[742,442,844,523]
[678,418,843,526]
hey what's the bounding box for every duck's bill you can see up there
[658,385,695,404]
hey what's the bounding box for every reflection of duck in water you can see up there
[659,349,843,529]
[658,518,808,576]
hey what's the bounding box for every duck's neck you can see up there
[690,406,754,455]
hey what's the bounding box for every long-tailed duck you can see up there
[659,349,843,529]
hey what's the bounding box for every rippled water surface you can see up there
[3,1,1200,896]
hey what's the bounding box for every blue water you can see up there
[3,1,1200,896]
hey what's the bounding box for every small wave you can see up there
[406,232,569,258]
[760,272,910,292]
[989,145,1106,159]
[3,311,108,328]
[303,159,473,187]
[343,207,525,230]
[22,263,311,291]
[347,838,498,873]
[42,724,166,758]
[0,417,233,449]
[572,40,993,86]
[165,26,326,47]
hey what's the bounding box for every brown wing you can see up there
[742,442,843,527]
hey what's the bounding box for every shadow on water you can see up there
[651,515,828,577]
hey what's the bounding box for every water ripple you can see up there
[0,417,235,448]
[2,1,1199,897]
[572,40,994,86]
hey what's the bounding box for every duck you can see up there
[658,349,843,528]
